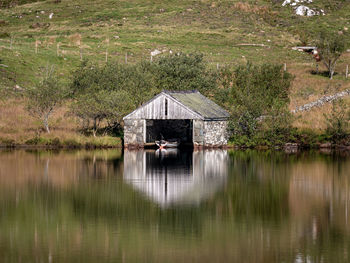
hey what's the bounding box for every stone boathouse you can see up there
[123,90,230,148]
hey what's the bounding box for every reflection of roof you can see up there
[164,90,230,120]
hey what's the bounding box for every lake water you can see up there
[0,149,350,262]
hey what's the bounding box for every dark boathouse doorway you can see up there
[145,119,193,146]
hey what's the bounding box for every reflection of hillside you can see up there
[289,157,350,239]
[226,150,350,263]
[0,150,123,187]
[123,150,228,207]
[284,153,350,262]
[0,150,350,262]
[219,150,290,222]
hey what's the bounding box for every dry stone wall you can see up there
[292,89,350,113]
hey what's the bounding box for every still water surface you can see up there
[0,149,350,262]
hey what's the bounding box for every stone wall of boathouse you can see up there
[123,119,145,148]
[124,119,228,149]
[192,120,228,148]
[203,120,228,147]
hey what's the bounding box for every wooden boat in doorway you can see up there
[155,139,180,149]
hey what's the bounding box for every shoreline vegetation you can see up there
[1,134,350,150]
[0,135,122,149]
[1,52,350,150]
[1,0,350,149]
[1,142,349,151]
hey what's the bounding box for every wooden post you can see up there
[105,37,109,63]
[35,39,38,54]
[346,65,349,79]
[80,46,83,61]
[316,63,319,74]
[217,63,219,70]
[284,63,287,71]
[125,52,128,64]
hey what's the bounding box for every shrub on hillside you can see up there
[0,32,10,38]
[324,99,350,143]
[0,0,46,8]
[217,63,293,142]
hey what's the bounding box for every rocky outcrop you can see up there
[282,0,325,17]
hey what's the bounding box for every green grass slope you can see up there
[0,0,349,135]
[0,0,348,85]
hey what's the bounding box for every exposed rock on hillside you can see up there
[282,0,325,16]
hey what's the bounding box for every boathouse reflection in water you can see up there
[123,149,228,207]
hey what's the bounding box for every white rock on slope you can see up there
[295,5,319,16]
[151,49,162,57]
[282,0,313,6]
[282,0,323,17]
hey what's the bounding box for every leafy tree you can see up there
[151,53,216,94]
[324,99,350,143]
[26,69,67,133]
[71,60,156,107]
[70,61,151,135]
[70,55,218,135]
[113,61,156,107]
[70,60,102,95]
[316,31,347,79]
[261,100,293,145]
[71,88,133,137]
[220,63,293,138]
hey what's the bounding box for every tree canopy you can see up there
[69,54,217,135]
[316,30,347,79]
[26,69,68,133]
[70,61,153,136]
[151,53,216,94]
[67,55,295,143]
[216,63,293,140]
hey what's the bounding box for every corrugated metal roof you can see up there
[164,90,230,120]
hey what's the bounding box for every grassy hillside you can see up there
[0,0,350,143]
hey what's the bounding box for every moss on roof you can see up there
[164,90,230,120]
